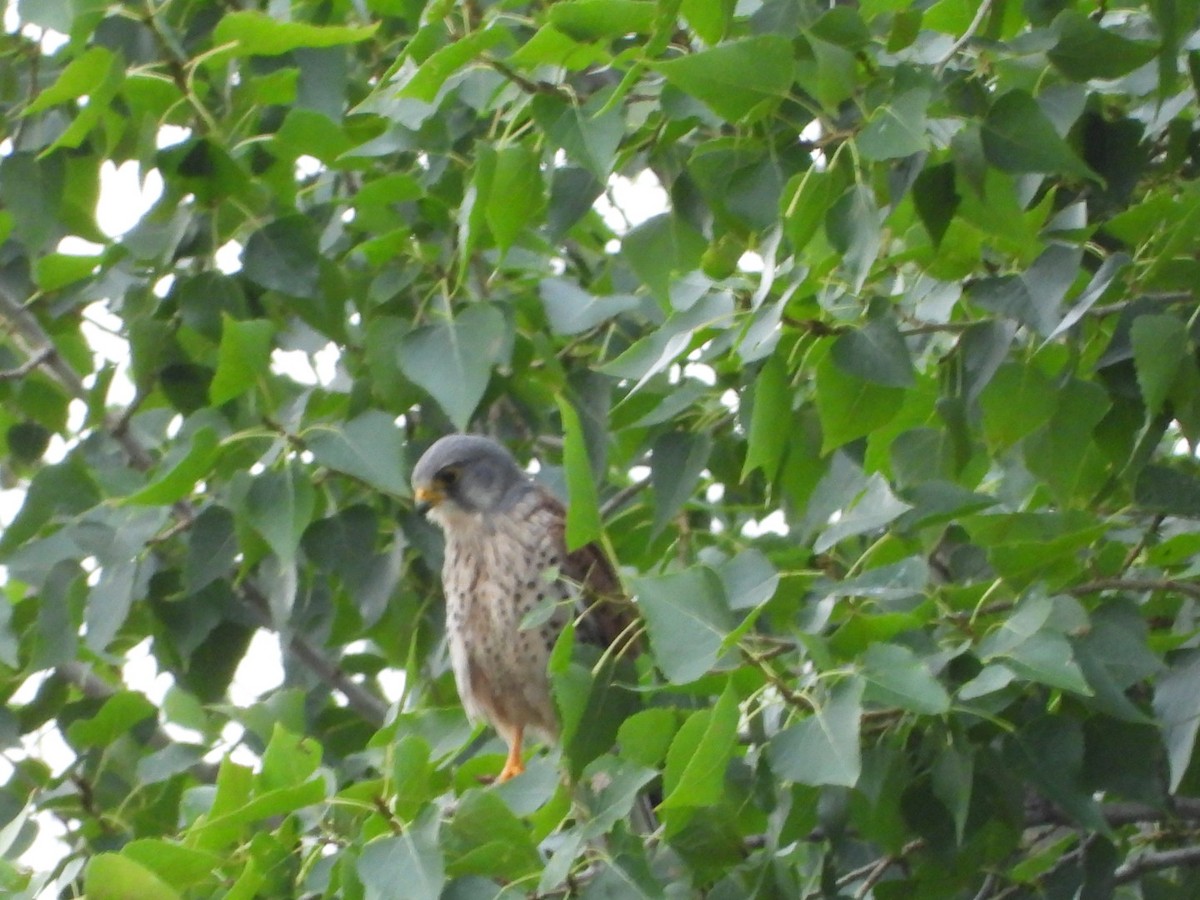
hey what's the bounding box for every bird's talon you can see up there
[497,759,525,782]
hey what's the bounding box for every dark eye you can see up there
[436,467,459,487]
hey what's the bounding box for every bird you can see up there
[411,433,638,782]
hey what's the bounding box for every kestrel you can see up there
[412,434,637,781]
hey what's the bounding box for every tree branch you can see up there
[1114,845,1200,883]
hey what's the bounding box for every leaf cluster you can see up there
[3,0,1200,897]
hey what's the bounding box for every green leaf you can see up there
[358,808,444,900]
[650,430,711,534]
[655,36,795,122]
[484,145,545,251]
[1135,465,1200,517]
[661,682,739,811]
[831,317,914,388]
[25,47,117,113]
[510,26,610,71]
[539,279,639,336]
[1153,651,1200,792]
[979,362,1058,449]
[550,628,641,778]
[85,854,182,900]
[66,691,158,748]
[768,677,864,787]
[533,92,624,180]
[617,708,679,767]
[742,355,791,481]
[815,351,904,453]
[913,161,959,246]
[858,88,930,160]
[826,185,882,293]
[1048,11,1158,81]
[121,841,224,891]
[620,213,707,304]
[861,644,950,715]
[781,167,839,253]
[1131,314,1189,415]
[814,473,912,553]
[209,317,275,405]
[557,395,602,550]
[982,90,1097,179]
[396,26,508,102]
[260,723,322,791]
[7,420,51,463]
[184,506,238,595]
[444,790,542,880]
[396,304,507,430]
[681,0,735,43]
[242,216,322,299]
[242,466,316,566]
[714,548,780,613]
[33,252,99,291]
[306,410,409,496]
[125,426,220,505]
[191,779,327,847]
[213,11,378,56]
[630,567,732,684]
[547,0,657,40]
[0,457,98,554]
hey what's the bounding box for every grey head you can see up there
[411,434,530,522]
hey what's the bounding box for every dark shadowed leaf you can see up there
[1131,314,1189,415]
[742,354,791,481]
[831,317,914,387]
[242,216,321,298]
[1048,11,1157,81]
[1154,651,1200,791]
[982,90,1096,179]
[242,466,315,566]
[650,431,712,534]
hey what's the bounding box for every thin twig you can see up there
[0,346,53,380]
[936,0,993,72]
[1069,578,1200,602]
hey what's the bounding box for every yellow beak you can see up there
[414,485,443,514]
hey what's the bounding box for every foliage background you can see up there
[3,0,1200,896]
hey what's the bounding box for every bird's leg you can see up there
[497,725,525,781]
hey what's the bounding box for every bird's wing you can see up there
[538,489,640,656]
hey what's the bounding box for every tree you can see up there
[2,0,1200,895]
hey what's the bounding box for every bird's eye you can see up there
[437,467,459,487]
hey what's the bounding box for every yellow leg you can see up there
[497,725,525,782]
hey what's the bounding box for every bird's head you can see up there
[411,434,528,527]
